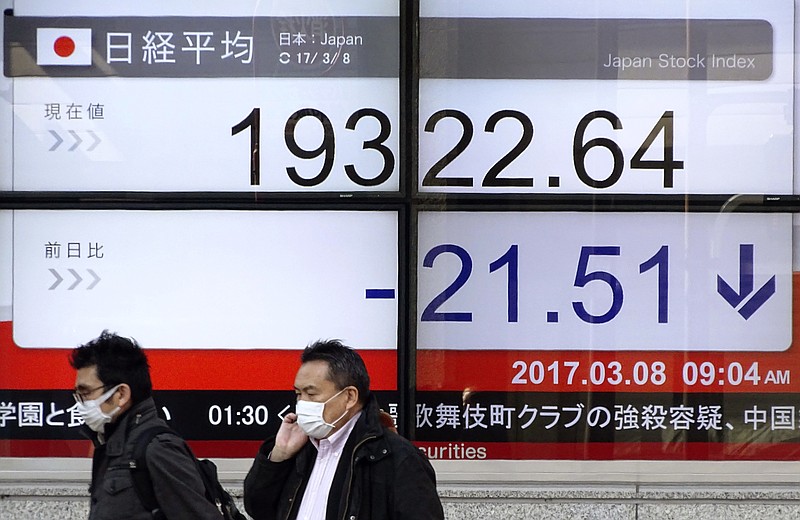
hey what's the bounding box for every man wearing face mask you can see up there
[243,339,444,520]
[70,331,223,520]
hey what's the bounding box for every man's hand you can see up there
[269,413,308,462]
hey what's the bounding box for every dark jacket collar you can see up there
[94,397,158,457]
[351,393,385,443]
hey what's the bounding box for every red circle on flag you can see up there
[53,36,76,58]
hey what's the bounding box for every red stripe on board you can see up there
[0,439,92,458]
[4,439,800,461]
[0,322,397,391]
[417,349,800,393]
[0,439,260,459]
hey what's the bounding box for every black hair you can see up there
[301,339,370,404]
[69,330,152,403]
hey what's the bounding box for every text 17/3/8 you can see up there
[511,360,790,389]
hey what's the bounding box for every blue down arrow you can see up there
[716,244,776,320]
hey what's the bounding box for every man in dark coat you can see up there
[70,331,222,520]
[244,339,444,520]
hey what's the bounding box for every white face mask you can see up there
[295,388,349,439]
[74,384,122,433]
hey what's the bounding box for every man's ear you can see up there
[115,383,133,410]
[345,386,360,409]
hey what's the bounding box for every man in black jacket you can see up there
[244,339,444,520]
[70,331,222,520]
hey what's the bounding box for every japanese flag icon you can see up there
[37,28,92,66]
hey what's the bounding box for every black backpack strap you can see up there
[130,425,173,520]
[195,458,248,520]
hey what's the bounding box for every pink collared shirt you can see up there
[295,411,362,520]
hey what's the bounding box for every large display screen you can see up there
[2,0,799,465]
[0,0,402,457]
[412,0,800,462]
[0,208,401,456]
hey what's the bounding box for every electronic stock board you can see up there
[1,0,798,461]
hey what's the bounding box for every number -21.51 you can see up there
[421,244,669,324]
